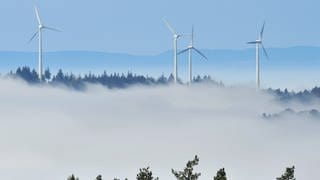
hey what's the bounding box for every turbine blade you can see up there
[193,47,208,60]
[261,44,269,59]
[43,26,62,32]
[260,21,266,39]
[163,19,176,35]
[28,31,39,43]
[177,48,189,55]
[34,6,42,26]
[247,41,257,44]
[191,25,194,45]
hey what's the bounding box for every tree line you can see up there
[6,66,223,90]
[4,66,320,102]
[67,155,296,180]
[267,87,320,102]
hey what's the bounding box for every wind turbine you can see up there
[247,22,269,89]
[164,19,183,83]
[178,26,207,85]
[29,6,60,81]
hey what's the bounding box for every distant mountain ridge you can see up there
[1,46,320,68]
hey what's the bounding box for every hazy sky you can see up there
[0,0,319,54]
[0,79,320,180]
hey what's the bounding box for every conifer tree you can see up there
[172,155,201,180]
[44,68,51,81]
[96,174,102,180]
[137,167,159,180]
[213,168,227,180]
[67,174,79,180]
[276,166,296,180]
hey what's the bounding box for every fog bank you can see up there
[0,79,319,180]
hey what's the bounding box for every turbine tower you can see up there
[178,26,207,85]
[164,19,182,83]
[29,6,60,81]
[247,22,269,89]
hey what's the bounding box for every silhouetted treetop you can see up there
[96,175,102,180]
[172,155,201,180]
[213,168,227,180]
[136,167,159,180]
[67,174,79,180]
[276,166,296,180]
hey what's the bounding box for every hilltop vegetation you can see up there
[67,155,296,180]
[3,66,320,102]
[6,66,223,89]
[267,88,320,102]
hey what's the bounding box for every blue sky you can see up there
[0,0,319,55]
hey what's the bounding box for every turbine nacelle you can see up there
[174,34,182,39]
[164,19,183,40]
[247,40,262,44]
[178,26,207,60]
[247,22,269,60]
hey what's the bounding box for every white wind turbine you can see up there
[178,26,207,85]
[164,19,183,83]
[29,6,60,81]
[247,22,269,89]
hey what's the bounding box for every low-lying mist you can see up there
[0,78,319,180]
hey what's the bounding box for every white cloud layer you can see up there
[0,78,319,180]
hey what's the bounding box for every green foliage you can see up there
[44,68,51,81]
[214,168,227,180]
[67,174,79,180]
[276,166,296,180]
[136,167,159,180]
[172,155,201,180]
